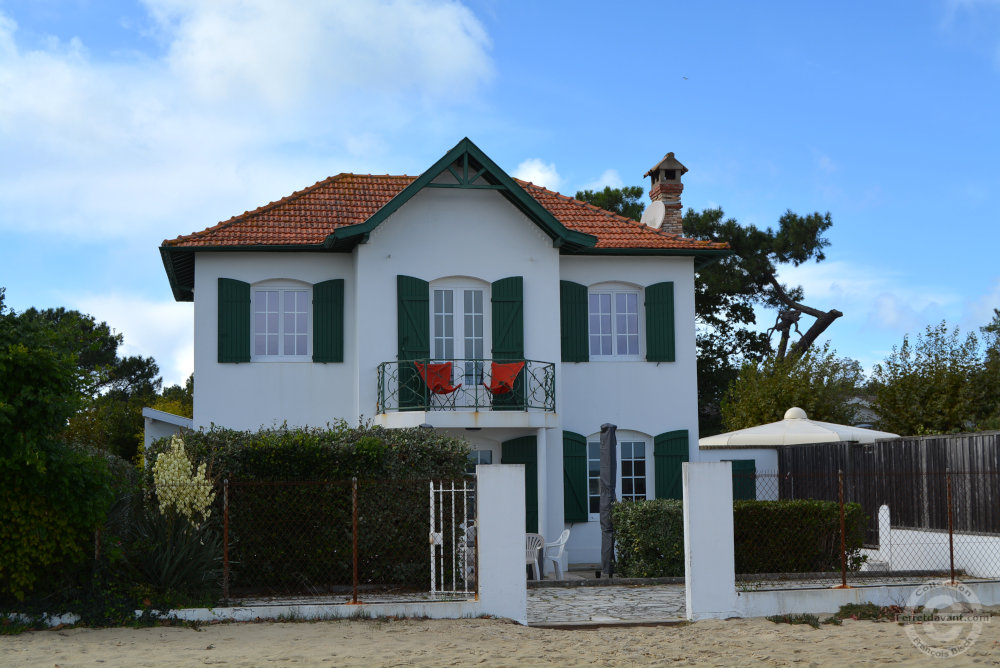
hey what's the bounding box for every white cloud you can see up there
[579,169,623,192]
[67,293,194,388]
[778,260,960,333]
[0,1,493,239]
[513,158,562,190]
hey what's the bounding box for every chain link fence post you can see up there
[223,479,230,602]
[352,477,359,605]
[838,469,848,588]
[947,468,956,584]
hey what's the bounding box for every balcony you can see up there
[377,359,555,416]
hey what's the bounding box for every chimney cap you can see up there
[644,152,688,178]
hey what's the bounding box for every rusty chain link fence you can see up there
[734,470,1000,590]
[220,478,477,604]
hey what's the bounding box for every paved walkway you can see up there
[527,583,686,626]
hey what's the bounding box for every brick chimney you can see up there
[640,152,687,235]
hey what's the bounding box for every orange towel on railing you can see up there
[483,361,524,395]
[414,362,462,394]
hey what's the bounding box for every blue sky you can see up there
[1,0,998,388]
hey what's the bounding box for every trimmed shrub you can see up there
[612,499,684,577]
[145,423,470,595]
[147,420,469,482]
[612,498,868,578]
[734,499,867,574]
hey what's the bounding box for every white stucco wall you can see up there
[192,252,356,429]
[354,187,561,420]
[558,255,699,441]
[557,255,701,564]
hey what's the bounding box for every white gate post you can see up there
[684,461,739,620]
[476,464,527,624]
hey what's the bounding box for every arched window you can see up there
[251,279,311,359]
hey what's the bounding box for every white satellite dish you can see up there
[640,200,666,229]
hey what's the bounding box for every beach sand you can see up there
[3,616,999,667]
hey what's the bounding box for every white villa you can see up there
[157,138,728,563]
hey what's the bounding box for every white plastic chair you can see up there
[542,529,571,580]
[525,533,543,580]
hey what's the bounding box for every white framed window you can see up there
[587,433,651,520]
[252,282,311,360]
[430,280,489,384]
[465,449,493,476]
[589,284,641,360]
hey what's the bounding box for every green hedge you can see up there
[734,500,867,574]
[147,422,471,595]
[147,420,469,482]
[612,499,685,577]
[612,499,868,578]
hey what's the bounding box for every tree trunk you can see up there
[767,275,843,362]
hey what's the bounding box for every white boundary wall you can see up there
[861,505,1000,578]
[683,463,1000,620]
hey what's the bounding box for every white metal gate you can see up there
[429,480,476,596]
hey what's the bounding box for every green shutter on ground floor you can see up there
[218,277,250,363]
[312,279,344,363]
[501,435,538,533]
[559,280,588,362]
[654,429,688,500]
[562,430,588,522]
[730,459,757,500]
[645,281,675,362]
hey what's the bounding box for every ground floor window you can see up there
[587,437,649,517]
[465,449,493,476]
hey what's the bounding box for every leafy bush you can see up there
[145,423,470,595]
[146,420,469,482]
[734,499,866,574]
[612,499,684,577]
[0,443,115,602]
[611,498,867,578]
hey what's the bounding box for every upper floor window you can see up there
[589,287,640,359]
[430,279,489,384]
[253,284,310,359]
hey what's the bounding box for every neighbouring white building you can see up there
[157,138,728,563]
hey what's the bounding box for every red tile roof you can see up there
[163,174,728,252]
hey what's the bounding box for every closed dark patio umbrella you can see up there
[599,422,617,578]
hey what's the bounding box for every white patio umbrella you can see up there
[699,407,899,447]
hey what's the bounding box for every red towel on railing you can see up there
[414,362,462,394]
[483,361,524,395]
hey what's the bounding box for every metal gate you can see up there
[429,480,477,597]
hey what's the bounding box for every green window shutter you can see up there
[397,275,429,410]
[562,430,588,522]
[502,436,538,533]
[491,276,524,360]
[645,281,675,362]
[491,276,524,410]
[653,429,688,500]
[731,459,757,501]
[218,278,250,363]
[312,279,344,363]
[560,280,589,363]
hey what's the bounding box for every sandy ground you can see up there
[2,617,999,667]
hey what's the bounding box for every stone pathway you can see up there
[527,584,686,625]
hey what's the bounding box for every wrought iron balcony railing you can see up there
[377,358,555,414]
